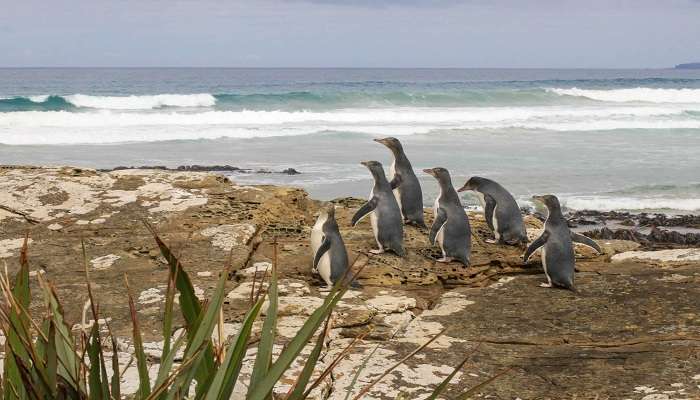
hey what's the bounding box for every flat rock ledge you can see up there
[1,166,699,399]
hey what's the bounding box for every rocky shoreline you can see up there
[564,210,700,248]
[1,165,699,399]
[99,164,302,175]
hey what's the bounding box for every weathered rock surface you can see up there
[1,166,699,399]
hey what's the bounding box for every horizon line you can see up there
[0,66,683,70]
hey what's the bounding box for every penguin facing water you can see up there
[374,137,426,228]
[351,161,405,256]
[458,176,527,245]
[424,167,471,265]
[524,194,602,290]
[311,204,350,289]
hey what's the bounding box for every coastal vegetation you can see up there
[0,231,497,399]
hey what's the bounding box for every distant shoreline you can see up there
[675,62,700,69]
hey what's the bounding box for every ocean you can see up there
[1,68,699,213]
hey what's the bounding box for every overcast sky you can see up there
[1,0,699,68]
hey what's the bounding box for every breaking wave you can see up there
[548,87,700,104]
[562,196,700,212]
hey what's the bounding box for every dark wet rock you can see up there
[106,165,170,171]
[176,165,245,172]
[637,213,700,229]
[567,210,700,229]
[584,226,700,248]
[101,165,302,175]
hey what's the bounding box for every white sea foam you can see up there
[562,196,700,212]
[63,93,217,109]
[549,87,700,104]
[0,105,696,126]
[28,95,50,102]
[1,105,699,144]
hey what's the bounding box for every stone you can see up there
[612,248,700,265]
[90,254,121,270]
[1,165,699,398]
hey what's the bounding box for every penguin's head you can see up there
[360,160,385,178]
[325,203,336,219]
[532,194,561,210]
[373,137,403,153]
[423,167,452,185]
[457,176,485,192]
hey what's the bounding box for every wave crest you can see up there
[1,105,700,145]
[562,196,700,212]
[549,87,700,104]
[64,93,217,109]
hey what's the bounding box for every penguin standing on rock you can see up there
[352,161,405,256]
[524,194,602,291]
[458,176,527,245]
[374,137,426,228]
[424,167,471,265]
[311,204,350,290]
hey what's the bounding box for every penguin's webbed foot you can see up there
[436,257,453,263]
[485,239,498,244]
[319,285,333,293]
[369,249,385,254]
[539,282,553,288]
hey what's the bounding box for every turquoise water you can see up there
[1,68,699,212]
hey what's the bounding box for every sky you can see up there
[1,0,699,68]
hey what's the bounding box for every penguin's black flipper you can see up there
[571,232,602,254]
[483,194,496,232]
[523,231,549,262]
[313,237,331,269]
[351,197,378,226]
[389,173,402,190]
[429,207,447,245]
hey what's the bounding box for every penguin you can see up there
[351,161,405,256]
[311,204,352,290]
[523,194,603,290]
[310,204,331,276]
[424,167,471,265]
[373,137,426,228]
[458,176,527,245]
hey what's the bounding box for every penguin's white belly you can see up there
[433,198,446,254]
[492,204,500,240]
[311,216,327,253]
[311,213,327,273]
[390,161,402,212]
[311,228,323,255]
[367,188,381,246]
[393,189,402,212]
[317,252,332,284]
[541,247,551,284]
[370,211,380,245]
[436,226,445,255]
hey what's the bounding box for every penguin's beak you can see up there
[373,138,389,146]
[422,168,436,177]
[457,183,470,193]
[360,161,371,167]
